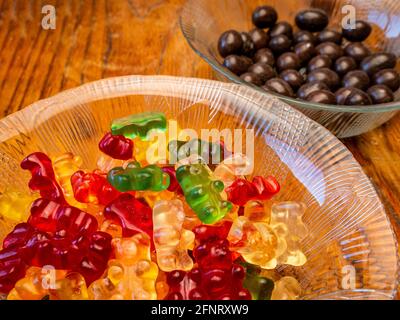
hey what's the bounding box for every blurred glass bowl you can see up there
[180,0,400,138]
[0,75,398,299]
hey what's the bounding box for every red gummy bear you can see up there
[103,193,153,239]
[20,152,66,204]
[0,199,112,293]
[225,176,280,206]
[161,166,182,194]
[71,170,121,205]
[192,221,233,271]
[165,221,251,300]
[165,267,251,300]
[98,132,133,160]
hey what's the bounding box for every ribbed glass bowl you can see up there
[180,0,400,138]
[0,75,398,299]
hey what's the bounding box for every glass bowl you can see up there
[0,75,398,299]
[180,0,400,138]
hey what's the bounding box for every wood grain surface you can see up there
[0,0,398,298]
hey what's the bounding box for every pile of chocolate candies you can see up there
[0,111,308,300]
[217,6,399,105]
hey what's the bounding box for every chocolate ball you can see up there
[342,70,370,90]
[268,21,293,38]
[307,68,340,90]
[294,41,316,64]
[269,35,292,55]
[279,69,305,91]
[372,69,400,92]
[335,87,353,105]
[334,56,357,77]
[277,52,300,71]
[367,84,394,104]
[223,55,252,75]
[240,32,255,56]
[342,20,372,42]
[293,31,316,45]
[336,87,372,105]
[248,62,276,82]
[360,52,397,76]
[317,29,342,45]
[263,78,294,97]
[295,9,329,32]
[316,42,344,61]
[252,6,278,29]
[307,55,332,72]
[249,28,270,50]
[253,48,275,66]
[305,90,336,104]
[297,81,330,99]
[344,43,370,63]
[240,72,264,86]
[218,30,243,57]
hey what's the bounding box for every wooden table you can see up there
[0,0,398,297]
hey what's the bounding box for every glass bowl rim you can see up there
[179,13,400,114]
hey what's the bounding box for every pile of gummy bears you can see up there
[0,111,307,300]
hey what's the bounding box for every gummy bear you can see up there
[161,166,182,193]
[111,112,167,140]
[71,170,121,205]
[153,199,194,272]
[165,222,251,300]
[270,202,308,266]
[99,132,133,160]
[168,139,226,166]
[239,261,274,300]
[108,161,170,192]
[192,221,233,271]
[227,216,286,269]
[103,193,153,239]
[89,233,158,300]
[0,199,112,293]
[97,154,127,173]
[164,266,251,300]
[243,200,270,223]
[271,276,302,300]
[7,266,88,300]
[225,176,280,206]
[52,153,83,207]
[0,191,36,222]
[21,152,67,204]
[213,153,252,187]
[7,267,67,300]
[176,164,232,224]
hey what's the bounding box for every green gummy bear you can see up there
[107,161,170,192]
[176,163,232,224]
[239,261,274,300]
[111,112,167,140]
[168,139,225,164]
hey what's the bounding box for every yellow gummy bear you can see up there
[243,200,270,223]
[227,216,286,269]
[89,233,158,300]
[271,276,302,300]
[137,189,175,208]
[213,153,252,187]
[52,153,83,207]
[97,154,128,173]
[0,191,36,222]
[7,267,88,300]
[153,199,194,272]
[270,202,308,267]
